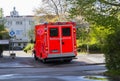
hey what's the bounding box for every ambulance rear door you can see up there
[48,26,61,54]
[61,25,73,54]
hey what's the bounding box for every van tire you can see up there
[64,59,72,62]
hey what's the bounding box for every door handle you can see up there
[62,42,64,45]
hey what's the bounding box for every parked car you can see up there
[13,46,22,50]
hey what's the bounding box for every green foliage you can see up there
[84,76,108,81]
[28,28,35,41]
[76,28,89,53]
[76,28,88,43]
[0,24,9,39]
[90,24,113,45]
[0,24,5,31]
[103,30,120,70]
[77,44,87,52]
[77,43,101,53]
[77,24,111,53]
[105,70,120,76]
[69,0,120,73]
[89,44,101,53]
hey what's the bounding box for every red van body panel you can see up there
[34,22,77,61]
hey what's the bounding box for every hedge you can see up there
[103,31,120,70]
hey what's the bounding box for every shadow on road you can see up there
[0,50,106,68]
[0,54,104,69]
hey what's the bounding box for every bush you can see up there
[105,70,120,76]
[77,44,102,53]
[103,31,120,71]
[77,44,87,52]
[89,44,102,53]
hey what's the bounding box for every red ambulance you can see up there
[33,22,77,62]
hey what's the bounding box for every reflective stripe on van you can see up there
[47,53,75,58]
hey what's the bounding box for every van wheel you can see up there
[34,55,38,61]
[64,59,72,62]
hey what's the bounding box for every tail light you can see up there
[45,47,48,51]
[45,31,47,34]
[45,47,48,54]
[45,30,47,34]
[74,45,76,48]
[73,28,76,33]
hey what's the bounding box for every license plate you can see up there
[52,50,58,53]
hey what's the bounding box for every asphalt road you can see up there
[0,51,110,81]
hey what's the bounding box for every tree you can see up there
[69,0,120,25]
[69,0,120,72]
[0,24,9,39]
[28,28,34,42]
[0,24,5,32]
[34,0,71,22]
[0,23,9,57]
[104,30,120,71]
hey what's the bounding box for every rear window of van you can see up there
[62,28,71,36]
[50,28,58,37]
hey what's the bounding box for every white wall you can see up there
[4,16,35,48]
[5,16,35,41]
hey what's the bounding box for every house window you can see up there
[7,21,12,25]
[16,21,22,25]
[18,43,21,46]
[24,43,26,46]
[16,30,23,35]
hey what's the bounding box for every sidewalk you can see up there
[76,54,105,65]
[0,51,33,67]
[2,50,32,57]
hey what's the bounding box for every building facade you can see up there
[4,7,35,48]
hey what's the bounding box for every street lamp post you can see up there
[9,30,16,59]
[86,27,90,54]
